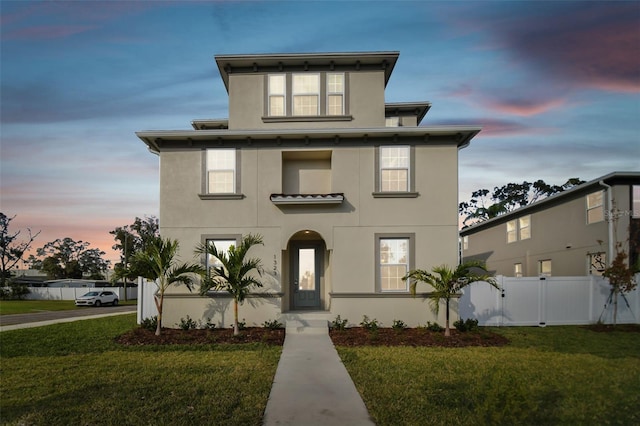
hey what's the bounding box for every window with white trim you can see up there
[586,191,604,224]
[507,215,531,243]
[292,74,320,116]
[379,146,410,192]
[376,234,414,292]
[326,73,344,115]
[539,259,552,277]
[268,74,285,117]
[206,149,236,194]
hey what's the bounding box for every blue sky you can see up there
[1,1,639,264]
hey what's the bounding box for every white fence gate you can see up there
[460,275,640,326]
[137,277,158,324]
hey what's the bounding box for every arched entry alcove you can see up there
[284,230,328,311]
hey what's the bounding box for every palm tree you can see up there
[132,237,204,336]
[195,234,265,336]
[403,260,497,336]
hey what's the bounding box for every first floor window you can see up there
[588,252,606,276]
[462,236,469,251]
[514,263,523,278]
[380,146,410,192]
[377,235,413,292]
[586,191,604,224]
[539,259,552,277]
[205,238,237,275]
[207,149,236,193]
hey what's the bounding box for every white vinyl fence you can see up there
[460,275,640,326]
[23,287,137,301]
[137,277,158,324]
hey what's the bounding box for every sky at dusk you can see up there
[1,1,639,266]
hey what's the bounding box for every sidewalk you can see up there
[263,321,375,426]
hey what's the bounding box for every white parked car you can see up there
[75,291,119,307]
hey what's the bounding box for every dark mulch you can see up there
[330,327,509,347]
[115,326,509,347]
[115,327,286,346]
[581,324,640,333]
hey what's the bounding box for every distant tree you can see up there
[0,213,41,286]
[29,237,110,280]
[403,260,497,337]
[132,237,204,336]
[460,178,584,226]
[195,234,265,336]
[110,216,160,298]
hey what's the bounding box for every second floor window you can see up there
[586,191,604,224]
[207,149,236,194]
[507,215,531,243]
[380,146,410,192]
[268,75,286,116]
[327,73,344,115]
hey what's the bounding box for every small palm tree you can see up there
[403,260,497,336]
[195,234,265,336]
[132,237,204,336]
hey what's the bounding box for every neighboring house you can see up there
[136,51,481,327]
[461,172,640,277]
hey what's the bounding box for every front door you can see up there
[291,242,322,310]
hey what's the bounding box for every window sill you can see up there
[372,191,419,198]
[198,193,245,200]
[262,115,353,123]
[270,193,344,205]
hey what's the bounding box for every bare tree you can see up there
[0,213,40,286]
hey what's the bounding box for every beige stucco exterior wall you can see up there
[155,141,461,327]
[227,71,386,130]
[462,184,634,277]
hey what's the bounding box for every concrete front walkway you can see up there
[263,320,375,426]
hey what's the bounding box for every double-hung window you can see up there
[379,146,410,192]
[507,215,531,243]
[204,238,237,277]
[268,75,286,117]
[292,74,320,116]
[376,234,414,292]
[633,186,640,218]
[586,191,604,224]
[539,259,552,277]
[207,149,236,194]
[326,73,344,115]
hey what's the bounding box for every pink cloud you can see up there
[3,25,96,40]
[482,97,567,117]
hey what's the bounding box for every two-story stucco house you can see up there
[461,172,640,277]
[136,51,481,328]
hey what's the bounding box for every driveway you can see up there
[0,305,136,330]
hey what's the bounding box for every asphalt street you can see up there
[0,305,136,330]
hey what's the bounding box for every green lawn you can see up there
[0,314,281,426]
[337,326,640,425]
[0,299,137,315]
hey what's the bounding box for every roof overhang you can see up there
[215,51,400,92]
[136,125,481,153]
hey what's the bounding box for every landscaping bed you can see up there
[329,327,509,347]
[116,326,286,345]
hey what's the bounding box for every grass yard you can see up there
[0,299,137,315]
[0,314,281,426]
[337,326,640,425]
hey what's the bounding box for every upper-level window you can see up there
[385,117,400,127]
[586,191,604,224]
[327,73,344,115]
[633,185,640,218]
[380,146,410,192]
[293,74,320,116]
[507,215,531,243]
[268,75,286,116]
[207,149,236,194]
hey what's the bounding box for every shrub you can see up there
[232,318,247,331]
[201,317,216,330]
[454,318,479,332]
[360,315,380,332]
[425,321,444,332]
[331,315,348,331]
[140,316,158,331]
[392,319,407,330]
[177,316,198,330]
[263,319,283,330]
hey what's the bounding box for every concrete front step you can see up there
[285,319,329,334]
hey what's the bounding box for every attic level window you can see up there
[385,117,400,127]
[265,72,349,119]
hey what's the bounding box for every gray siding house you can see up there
[137,51,481,327]
[461,172,640,277]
